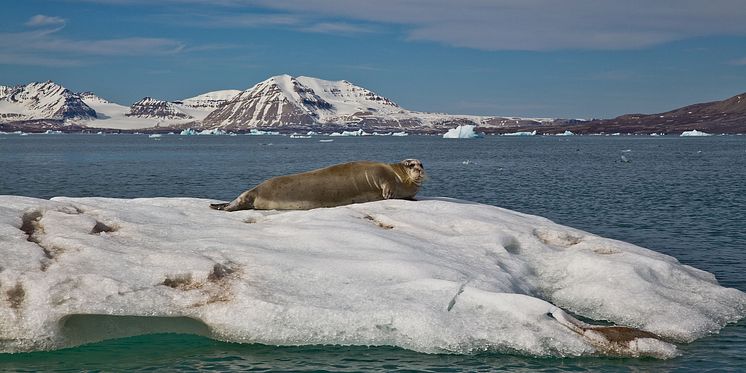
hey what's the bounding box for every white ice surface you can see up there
[443,125,481,138]
[503,130,537,136]
[79,98,199,130]
[0,197,744,357]
[680,130,712,137]
[556,130,575,136]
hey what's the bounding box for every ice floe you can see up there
[0,196,744,358]
[443,125,482,139]
[556,130,575,136]
[680,130,712,137]
[503,130,537,136]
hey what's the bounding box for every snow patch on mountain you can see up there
[177,90,241,110]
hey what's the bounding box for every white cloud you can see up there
[729,57,746,66]
[25,15,66,27]
[247,0,746,51]
[63,0,746,51]
[0,23,189,67]
[302,22,373,34]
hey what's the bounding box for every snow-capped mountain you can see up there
[176,90,240,110]
[126,97,193,119]
[0,77,556,132]
[202,75,418,130]
[0,81,96,122]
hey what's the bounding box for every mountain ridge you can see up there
[1,77,745,134]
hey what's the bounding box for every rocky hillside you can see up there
[0,81,96,122]
[125,97,193,119]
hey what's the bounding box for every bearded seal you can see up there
[210,159,425,211]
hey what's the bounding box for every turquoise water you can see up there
[1,134,745,371]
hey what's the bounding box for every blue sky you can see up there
[1,0,746,118]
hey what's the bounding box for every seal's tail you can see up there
[210,202,229,210]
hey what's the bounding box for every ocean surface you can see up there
[1,133,744,371]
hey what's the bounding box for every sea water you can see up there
[0,133,744,371]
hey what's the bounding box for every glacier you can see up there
[0,196,744,358]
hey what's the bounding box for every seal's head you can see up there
[400,159,426,186]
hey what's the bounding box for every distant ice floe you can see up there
[329,129,369,137]
[680,130,712,137]
[556,130,575,136]
[443,125,482,139]
[247,129,280,136]
[1,196,744,358]
[43,130,63,135]
[180,128,197,136]
[198,129,228,136]
[503,130,537,136]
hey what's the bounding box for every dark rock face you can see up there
[201,75,407,131]
[202,77,318,129]
[572,93,746,134]
[126,97,192,119]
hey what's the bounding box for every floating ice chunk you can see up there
[329,129,369,137]
[179,128,197,136]
[247,129,280,136]
[0,196,743,358]
[556,130,575,136]
[148,134,162,139]
[503,130,537,136]
[443,125,482,138]
[198,129,227,135]
[44,130,63,135]
[392,131,408,137]
[680,130,712,137]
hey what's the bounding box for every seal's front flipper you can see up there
[210,202,229,210]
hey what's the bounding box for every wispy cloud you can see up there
[0,17,198,67]
[25,14,66,27]
[302,22,373,34]
[61,0,746,51]
[0,28,184,56]
[728,57,746,65]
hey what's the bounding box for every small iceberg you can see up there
[503,130,537,136]
[556,130,575,136]
[392,131,409,137]
[180,128,197,136]
[329,129,369,137]
[443,125,482,139]
[44,130,63,135]
[148,134,162,139]
[198,129,228,136]
[680,130,712,137]
[290,134,312,139]
[247,129,280,136]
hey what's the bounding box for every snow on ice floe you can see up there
[0,196,744,358]
[556,130,575,136]
[503,130,537,136]
[680,130,712,137]
[443,125,482,139]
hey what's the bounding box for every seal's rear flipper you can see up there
[210,202,229,210]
